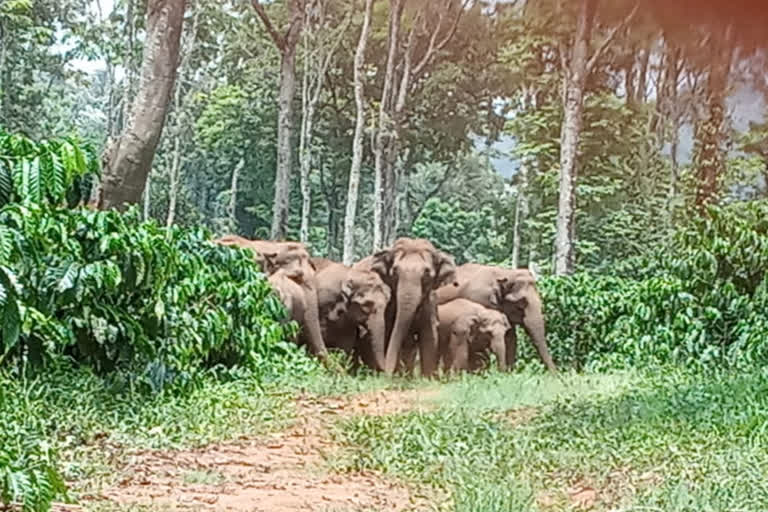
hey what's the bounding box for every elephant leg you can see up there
[355,325,377,372]
[447,328,470,373]
[491,335,507,372]
[505,327,518,371]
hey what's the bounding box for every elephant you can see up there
[314,262,391,371]
[214,235,316,283]
[357,237,457,377]
[310,257,337,273]
[436,263,556,372]
[437,298,512,373]
[214,235,328,359]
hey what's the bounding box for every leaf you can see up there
[0,226,13,262]
[56,263,79,293]
[0,269,20,351]
[0,159,12,206]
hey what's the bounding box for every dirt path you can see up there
[95,388,439,512]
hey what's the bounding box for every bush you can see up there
[0,204,304,384]
[0,129,97,209]
[537,200,768,371]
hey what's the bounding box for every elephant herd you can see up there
[215,235,557,376]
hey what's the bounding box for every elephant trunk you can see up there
[302,281,329,360]
[522,294,556,372]
[366,308,387,372]
[384,279,421,375]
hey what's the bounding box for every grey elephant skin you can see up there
[314,262,391,371]
[437,298,512,372]
[357,238,457,377]
[436,263,556,372]
[214,235,328,359]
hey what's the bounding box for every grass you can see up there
[5,359,768,512]
[337,367,768,511]
[1,364,298,504]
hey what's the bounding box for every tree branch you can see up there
[251,0,286,52]
[412,0,469,77]
[586,2,639,73]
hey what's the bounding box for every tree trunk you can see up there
[143,173,151,220]
[97,0,186,210]
[298,51,313,243]
[229,157,245,231]
[342,0,375,265]
[694,25,733,210]
[166,133,181,227]
[373,0,403,251]
[554,0,594,276]
[636,47,649,103]
[511,160,529,268]
[166,4,199,227]
[251,0,304,240]
[272,46,299,239]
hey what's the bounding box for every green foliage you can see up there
[0,203,306,383]
[537,200,768,370]
[411,198,506,264]
[0,128,98,208]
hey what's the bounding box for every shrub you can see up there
[537,200,768,371]
[0,129,97,209]
[0,204,304,384]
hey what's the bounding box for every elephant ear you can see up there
[433,250,457,289]
[370,249,394,280]
[261,251,279,274]
[502,278,530,308]
[490,277,507,307]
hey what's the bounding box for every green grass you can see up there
[337,368,768,511]
[1,365,298,504]
[6,360,768,512]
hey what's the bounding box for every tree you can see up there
[692,24,735,208]
[554,0,636,275]
[298,1,350,243]
[372,0,468,249]
[342,0,375,265]
[96,0,187,211]
[251,0,305,240]
[166,1,201,227]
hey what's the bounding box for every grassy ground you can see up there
[338,368,768,511]
[4,362,768,511]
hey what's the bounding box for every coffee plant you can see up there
[536,200,768,371]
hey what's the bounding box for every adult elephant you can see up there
[436,264,556,372]
[315,262,391,371]
[214,235,327,359]
[437,298,511,373]
[357,238,456,377]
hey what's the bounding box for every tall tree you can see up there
[97,0,187,210]
[251,0,305,240]
[342,0,375,264]
[298,1,350,243]
[554,0,636,275]
[166,1,201,227]
[693,24,734,208]
[372,0,467,249]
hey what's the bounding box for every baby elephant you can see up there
[438,299,512,373]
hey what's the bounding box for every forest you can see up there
[2,0,768,510]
